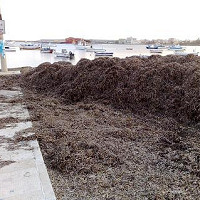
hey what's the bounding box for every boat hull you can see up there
[41,50,53,53]
[55,53,70,58]
[41,49,54,53]
[95,52,113,57]
[146,47,158,49]
[55,52,74,59]
[168,46,185,50]
[150,49,163,53]
[174,52,198,56]
[20,47,40,50]
[76,45,90,50]
[86,48,106,52]
[4,48,16,52]
[146,45,166,49]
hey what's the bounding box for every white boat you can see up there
[20,43,40,50]
[157,45,168,49]
[168,45,185,50]
[126,47,133,50]
[139,54,150,58]
[150,49,163,53]
[174,51,199,56]
[55,49,74,59]
[86,48,106,52]
[146,44,159,49]
[147,44,167,49]
[48,43,57,47]
[76,45,91,50]
[4,46,16,52]
[40,47,53,53]
[95,52,113,57]
[172,49,185,52]
[76,45,86,50]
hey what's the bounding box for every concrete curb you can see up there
[0,89,56,200]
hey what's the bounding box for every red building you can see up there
[65,37,81,44]
[65,37,91,45]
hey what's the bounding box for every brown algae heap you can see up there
[20,55,200,199]
[23,55,200,125]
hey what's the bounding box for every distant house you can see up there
[118,37,138,45]
[126,37,137,44]
[65,37,91,45]
[118,39,126,44]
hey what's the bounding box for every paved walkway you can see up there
[0,88,56,200]
[0,71,20,75]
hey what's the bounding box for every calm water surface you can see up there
[4,44,200,69]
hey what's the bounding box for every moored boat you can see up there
[40,47,54,53]
[139,54,150,58]
[126,47,133,50]
[76,45,86,50]
[168,45,185,50]
[150,49,163,53]
[157,45,167,49]
[76,45,91,50]
[95,52,113,57]
[174,51,198,56]
[4,46,16,52]
[146,44,167,49]
[146,45,158,49]
[20,44,40,50]
[55,49,74,59]
[172,49,185,52]
[86,48,106,52]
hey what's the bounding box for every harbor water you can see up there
[3,44,200,69]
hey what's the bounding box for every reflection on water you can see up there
[3,44,200,69]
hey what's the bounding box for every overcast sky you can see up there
[1,0,200,41]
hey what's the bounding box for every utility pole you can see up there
[0,0,7,72]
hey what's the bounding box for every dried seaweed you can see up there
[0,74,21,90]
[2,56,199,199]
[22,55,200,125]
[0,159,15,168]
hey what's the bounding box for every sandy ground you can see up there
[1,74,200,199]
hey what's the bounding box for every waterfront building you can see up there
[65,37,91,45]
[126,37,137,44]
[118,39,126,44]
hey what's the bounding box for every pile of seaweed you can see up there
[0,74,20,90]
[22,55,200,125]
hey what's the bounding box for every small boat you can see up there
[126,47,133,50]
[95,52,113,57]
[48,44,57,47]
[150,49,163,53]
[86,48,106,52]
[157,45,167,49]
[4,46,16,52]
[20,43,40,50]
[146,45,158,49]
[168,45,185,50]
[76,45,91,50]
[174,51,199,56]
[172,49,185,52]
[76,45,86,50]
[146,44,166,49]
[139,54,150,58]
[40,47,54,53]
[55,49,74,59]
